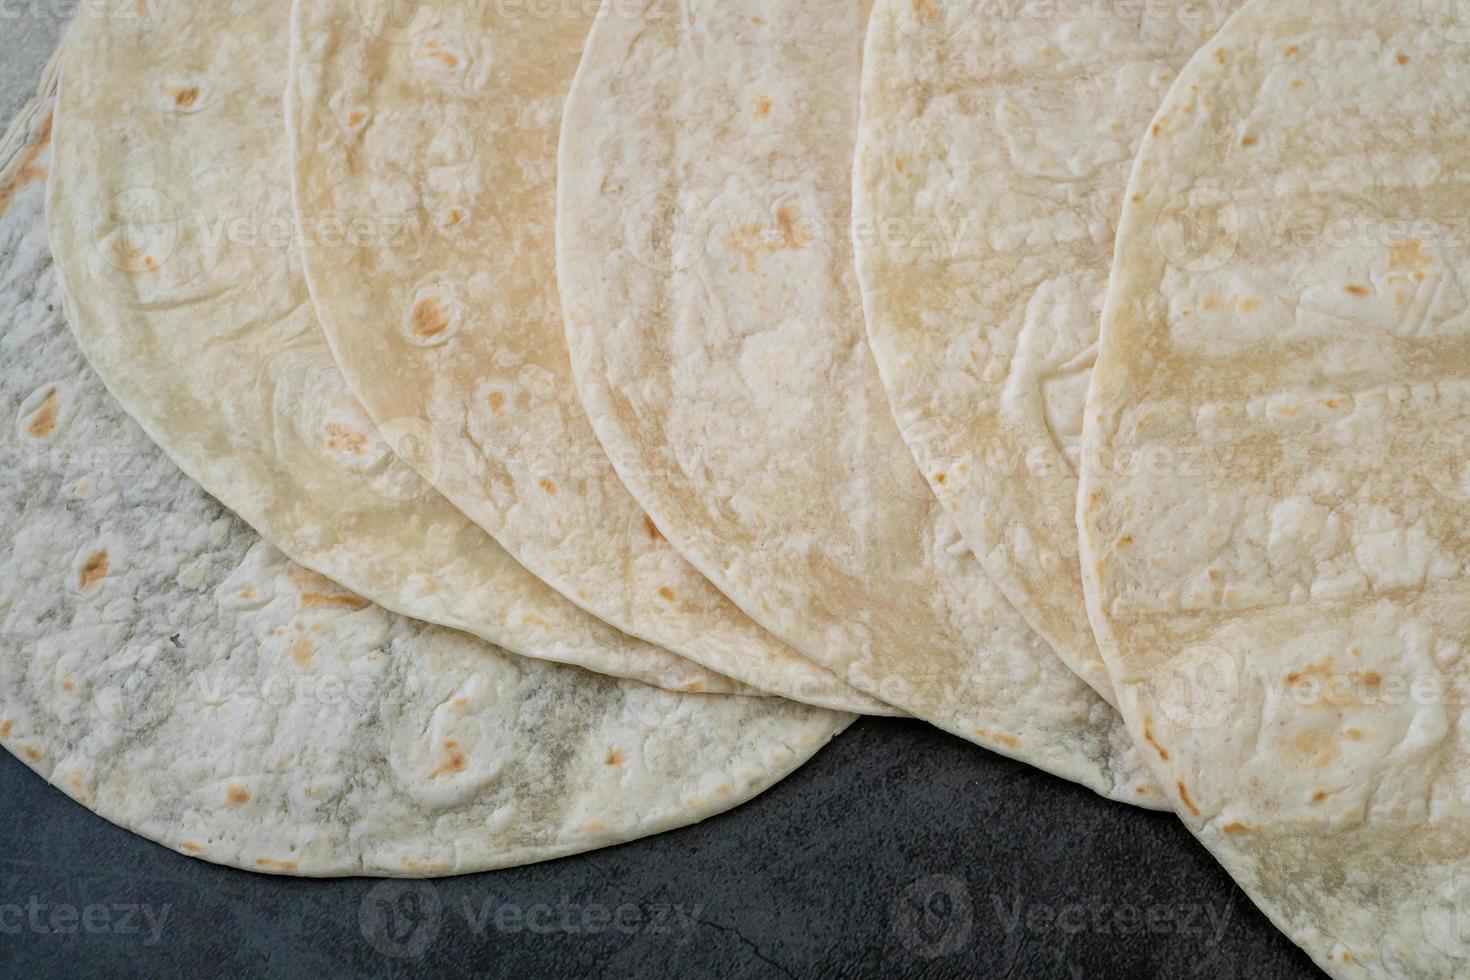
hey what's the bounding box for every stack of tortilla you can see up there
[5,0,1466,971]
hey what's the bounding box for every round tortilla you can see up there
[1080,0,1470,973]
[45,0,738,695]
[287,0,888,715]
[5,63,847,877]
[852,0,1242,701]
[556,0,1160,805]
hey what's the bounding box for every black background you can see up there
[0,716,1319,979]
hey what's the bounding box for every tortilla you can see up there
[287,0,889,716]
[44,0,743,696]
[556,0,1160,805]
[1080,0,1470,973]
[4,56,848,877]
[852,0,1242,701]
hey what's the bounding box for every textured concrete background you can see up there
[0,10,1320,980]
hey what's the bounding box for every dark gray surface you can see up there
[0,717,1319,979]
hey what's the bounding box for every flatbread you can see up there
[287,0,888,716]
[557,0,1159,805]
[3,58,847,877]
[1081,0,1470,973]
[45,0,737,695]
[852,0,1242,701]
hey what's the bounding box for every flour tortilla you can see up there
[557,0,1159,805]
[852,0,1242,702]
[287,0,887,716]
[1081,0,1470,973]
[3,62,847,877]
[44,0,742,696]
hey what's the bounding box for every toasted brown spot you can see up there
[23,747,40,762]
[933,472,946,485]
[750,15,765,24]
[1240,297,1261,312]
[227,785,251,805]
[973,728,1020,749]
[442,209,461,228]
[170,86,199,108]
[347,110,364,127]
[1290,79,1304,90]
[1116,535,1133,549]
[255,858,299,871]
[0,108,50,219]
[754,96,772,118]
[24,389,59,438]
[1388,239,1431,272]
[1176,782,1200,816]
[430,750,467,780]
[180,842,204,854]
[1290,729,1340,769]
[911,0,939,23]
[682,680,704,692]
[715,784,732,797]
[776,204,809,248]
[1220,821,1250,835]
[324,422,367,454]
[1309,789,1328,803]
[1213,48,1226,64]
[1344,728,1364,741]
[1284,45,1299,57]
[61,679,75,693]
[657,586,676,602]
[727,204,811,271]
[0,720,11,737]
[78,551,110,590]
[642,515,663,540]
[421,39,459,69]
[539,477,557,496]
[288,638,314,666]
[299,592,370,612]
[1240,135,1257,147]
[1135,786,1149,795]
[1143,723,1169,761]
[451,697,469,710]
[1396,53,1410,65]
[1344,284,1369,297]
[605,748,626,765]
[488,390,506,412]
[411,296,451,339]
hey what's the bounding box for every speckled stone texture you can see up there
[0,11,1317,978]
[1,718,1315,978]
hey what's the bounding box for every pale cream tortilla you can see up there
[45,0,740,695]
[852,0,1242,702]
[557,0,1161,805]
[6,56,848,877]
[287,0,889,716]
[1082,0,1470,974]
